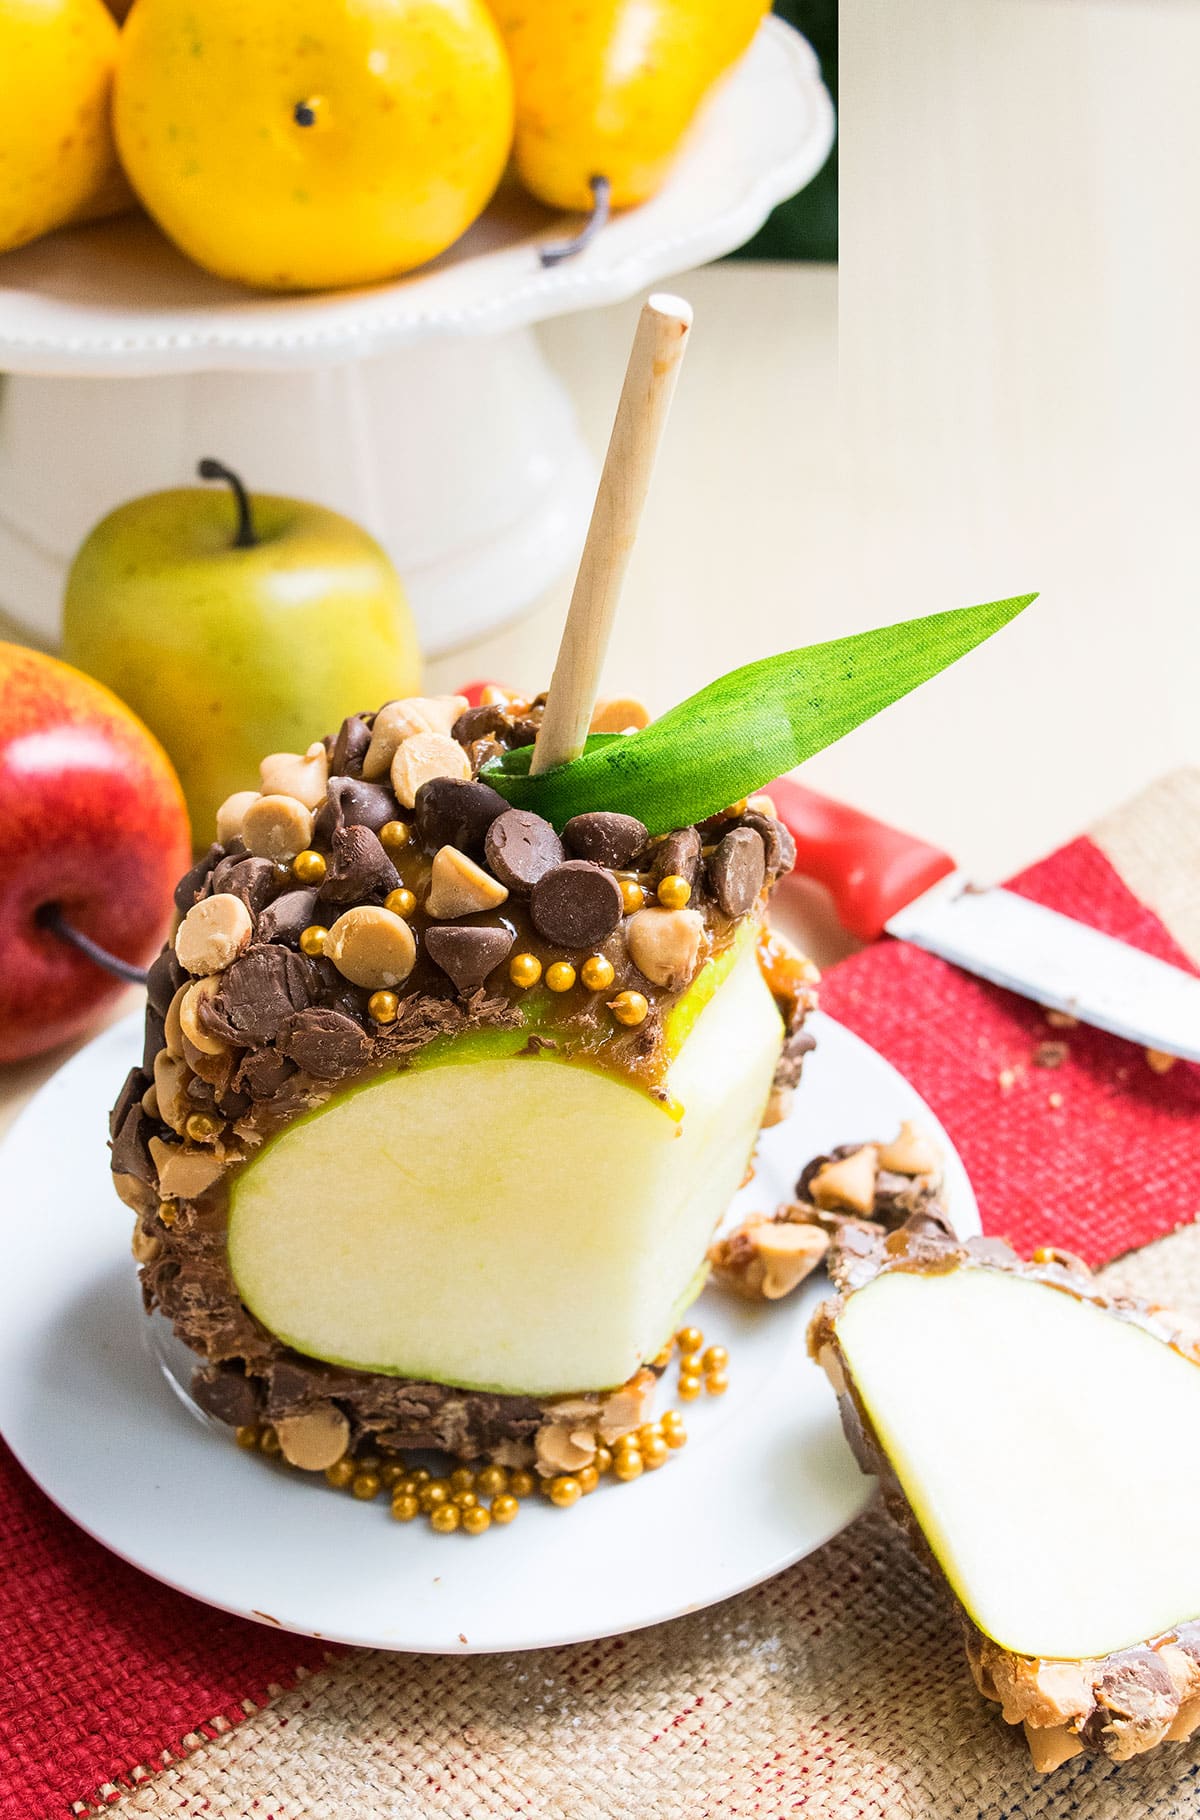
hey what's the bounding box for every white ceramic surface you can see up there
[0,1008,974,1656]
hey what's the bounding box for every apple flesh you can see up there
[228,934,783,1397]
[0,642,191,1064]
[834,1267,1200,1661]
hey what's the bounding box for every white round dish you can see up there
[0,21,833,375]
[0,1008,974,1655]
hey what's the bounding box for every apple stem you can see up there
[539,176,612,268]
[37,903,149,986]
[197,457,258,549]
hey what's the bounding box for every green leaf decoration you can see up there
[483,594,1035,834]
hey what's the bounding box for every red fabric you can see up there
[819,836,1200,1265]
[2,832,1197,1817]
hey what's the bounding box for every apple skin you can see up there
[61,484,421,844]
[0,643,191,1065]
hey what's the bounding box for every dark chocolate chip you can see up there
[256,889,320,946]
[276,1006,372,1080]
[145,944,186,1015]
[210,854,279,915]
[741,812,794,879]
[110,1065,147,1141]
[318,825,400,905]
[562,812,649,871]
[184,1075,218,1109]
[331,714,372,778]
[652,826,702,888]
[313,776,399,844]
[467,737,506,774]
[415,777,510,856]
[485,809,565,895]
[452,704,509,746]
[507,715,540,749]
[424,924,514,993]
[530,860,623,948]
[191,1362,263,1430]
[173,842,223,914]
[707,827,766,918]
[142,1007,166,1072]
[206,946,320,1045]
[234,1047,297,1099]
[110,1101,157,1184]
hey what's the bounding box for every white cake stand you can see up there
[0,20,833,656]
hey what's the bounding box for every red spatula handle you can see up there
[769,777,956,942]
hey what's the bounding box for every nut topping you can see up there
[178,976,230,1057]
[175,892,254,977]
[709,1218,830,1300]
[363,696,469,781]
[153,1050,192,1133]
[390,732,472,809]
[626,906,705,989]
[324,905,417,991]
[424,846,509,919]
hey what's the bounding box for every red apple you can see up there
[0,643,191,1064]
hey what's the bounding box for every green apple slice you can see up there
[834,1266,1200,1661]
[228,934,782,1398]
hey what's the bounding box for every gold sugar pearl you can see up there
[430,1503,461,1533]
[408,1467,431,1486]
[453,1492,478,1511]
[509,953,542,989]
[609,990,648,1027]
[380,820,412,855]
[678,1352,701,1376]
[325,1458,355,1489]
[368,989,399,1025]
[546,961,576,993]
[677,1374,702,1402]
[299,924,328,957]
[549,1475,582,1508]
[352,1471,381,1500]
[462,1504,492,1536]
[490,1493,520,1525]
[594,1445,613,1475]
[618,877,646,914]
[701,1346,728,1374]
[235,1424,261,1450]
[508,1469,536,1498]
[642,1436,669,1470]
[357,1451,382,1471]
[613,1450,643,1482]
[380,1460,408,1488]
[476,1465,508,1497]
[390,1494,420,1522]
[449,1466,475,1493]
[706,1372,729,1397]
[656,874,692,910]
[421,1479,452,1510]
[581,954,615,992]
[385,887,417,918]
[157,1200,178,1228]
[292,849,327,885]
[259,1426,281,1456]
[185,1112,220,1143]
[577,1465,600,1494]
[677,1326,704,1352]
[637,1423,664,1449]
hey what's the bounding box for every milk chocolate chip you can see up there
[277,1007,371,1080]
[207,946,320,1045]
[531,861,623,948]
[146,946,186,1016]
[562,812,648,871]
[415,777,510,855]
[652,826,702,889]
[173,843,222,914]
[319,825,400,905]
[210,855,278,915]
[741,812,795,880]
[256,888,321,947]
[425,924,514,992]
[313,776,398,843]
[485,809,565,895]
[331,714,372,777]
[707,827,766,917]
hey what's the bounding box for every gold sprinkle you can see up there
[385,887,417,918]
[509,952,542,988]
[299,924,328,957]
[609,990,648,1027]
[546,961,576,993]
[292,849,327,886]
[368,989,399,1024]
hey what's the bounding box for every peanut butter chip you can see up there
[424,846,509,919]
[276,1407,351,1472]
[148,1136,225,1200]
[809,1145,880,1216]
[876,1120,942,1177]
[325,905,416,990]
[589,695,650,733]
[711,1218,830,1301]
[153,1050,192,1133]
[390,732,472,809]
[215,789,260,845]
[178,976,230,1057]
[240,793,315,862]
[626,906,705,989]
[175,892,254,976]
[363,696,470,780]
[259,742,329,810]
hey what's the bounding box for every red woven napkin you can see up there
[2,828,1198,1819]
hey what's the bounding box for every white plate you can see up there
[0,1009,974,1655]
[0,20,834,375]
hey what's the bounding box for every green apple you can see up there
[834,1266,1200,1661]
[227,930,783,1398]
[61,460,421,844]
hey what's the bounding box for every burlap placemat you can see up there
[90,773,1200,1820]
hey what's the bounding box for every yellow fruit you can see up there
[114,0,514,291]
[0,0,126,254]
[486,0,769,211]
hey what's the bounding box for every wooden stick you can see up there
[530,292,693,775]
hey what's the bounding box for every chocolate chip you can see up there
[652,826,702,888]
[276,1007,371,1080]
[146,944,186,1015]
[741,812,794,879]
[331,714,372,778]
[173,842,223,914]
[452,704,509,746]
[206,946,320,1045]
[110,1101,157,1184]
[531,861,623,948]
[210,854,279,915]
[415,777,510,855]
[110,1065,147,1140]
[425,924,514,993]
[234,1047,297,1099]
[313,776,399,844]
[707,827,765,918]
[142,1007,166,1072]
[257,888,321,946]
[485,809,565,895]
[319,825,400,906]
[185,1074,218,1109]
[192,1362,263,1430]
[562,812,648,870]
[507,715,540,749]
